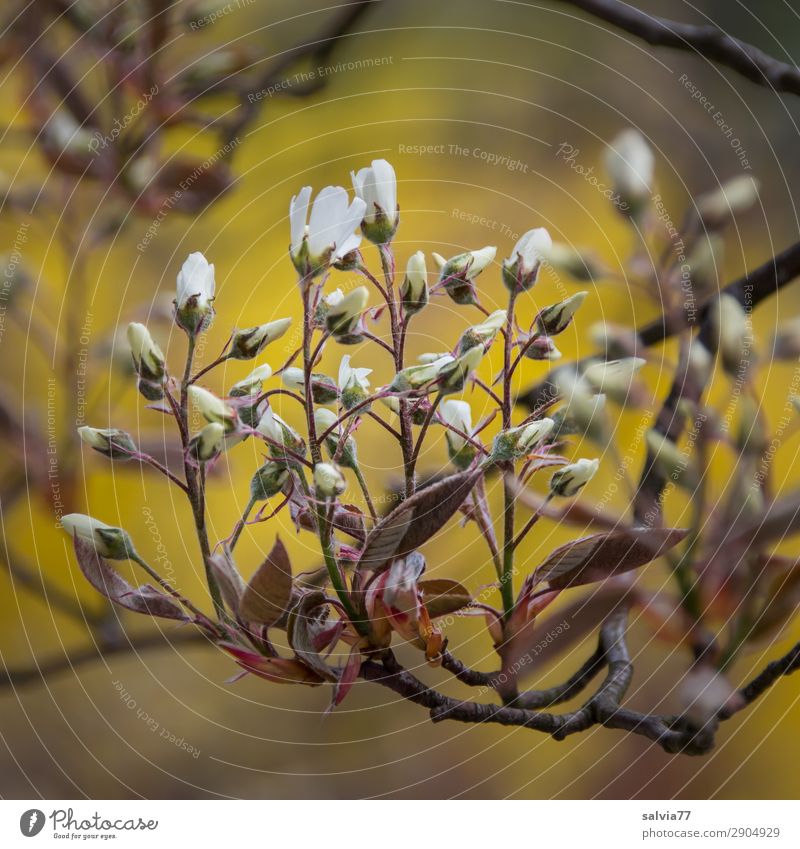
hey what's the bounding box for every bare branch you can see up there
[559,0,800,97]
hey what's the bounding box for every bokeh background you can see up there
[2,0,800,799]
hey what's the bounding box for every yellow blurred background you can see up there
[2,0,800,798]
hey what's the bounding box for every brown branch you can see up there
[362,616,800,756]
[0,629,210,688]
[558,0,800,97]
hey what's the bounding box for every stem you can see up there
[379,245,415,498]
[179,334,225,618]
[130,553,211,625]
[352,461,378,521]
[409,391,442,476]
[512,493,553,550]
[229,494,258,551]
[500,290,518,620]
[301,281,363,627]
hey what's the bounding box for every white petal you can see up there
[289,186,312,254]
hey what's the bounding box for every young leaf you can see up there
[239,536,293,626]
[220,644,324,686]
[500,585,633,682]
[287,592,339,682]
[209,545,246,614]
[532,527,688,590]
[73,536,188,621]
[330,644,363,711]
[357,469,482,572]
[418,579,473,618]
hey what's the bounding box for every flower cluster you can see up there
[64,153,707,725]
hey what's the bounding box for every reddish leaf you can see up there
[287,592,339,682]
[220,644,323,686]
[209,545,245,614]
[357,469,482,572]
[330,645,363,710]
[418,579,472,618]
[500,584,634,682]
[533,527,688,590]
[239,537,293,626]
[73,537,187,621]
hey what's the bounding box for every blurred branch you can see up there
[0,629,210,688]
[639,240,800,347]
[220,0,376,149]
[559,0,800,97]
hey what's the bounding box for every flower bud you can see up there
[437,345,483,394]
[339,355,371,410]
[771,318,800,360]
[257,407,305,457]
[502,228,551,291]
[188,385,236,432]
[536,291,587,336]
[696,176,760,229]
[389,355,454,394]
[351,159,399,244]
[314,462,347,498]
[325,286,369,337]
[711,293,753,376]
[188,422,226,463]
[250,461,290,501]
[549,458,599,497]
[230,318,291,360]
[457,310,506,354]
[438,246,496,305]
[736,394,768,457]
[175,251,215,334]
[61,513,134,560]
[440,400,476,469]
[229,363,273,398]
[127,322,166,383]
[685,342,714,392]
[315,408,357,469]
[523,335,562,361]
[645,430,699,490]
[581,357,645,405]
[589,322,641,360]
[551,381,609,445]
[78,426,137,461]
[685,233,724,294]
[490,418,554,462]
[605,129,654,215]
[400,250,428,314]
[542,242,605,282]
[281,367,338,404]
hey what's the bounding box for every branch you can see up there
[0,629,210,689]
[559,0,800,97]
[362,617,800,756]
[639,240,800,347]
